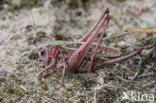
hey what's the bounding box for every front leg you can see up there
[38,58,56,78]
[56,62,68,88]
[56,50,69,88]
[60,65,67,88]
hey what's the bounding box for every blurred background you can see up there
[0,0,156,103]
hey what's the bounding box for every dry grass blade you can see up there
[127,29,156,33]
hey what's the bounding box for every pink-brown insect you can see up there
[37,8,144,87]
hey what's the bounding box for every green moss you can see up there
[41,85,49,91]
[28,51,38,60]
[16,65,24,71]
[17,91,24,96]
[40,80,49,91]
[61,90,66,96]
[0,25,7,30]
[39,80,47,85]
[128,85,135,90]
[8,88,15,94]
[36,31,46,38]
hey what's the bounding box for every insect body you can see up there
[37,8,144,87]
[38,41,121,71]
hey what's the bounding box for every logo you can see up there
[122,91,154,102]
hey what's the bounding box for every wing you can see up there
[62,42,121,58]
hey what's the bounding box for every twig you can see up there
[103,29,156,41]
[115,75,130,82]
[128,58,143,80]
[137,73,156,79]
[127,29,156,33]
[103,32,132,40]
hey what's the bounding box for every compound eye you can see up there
[41,49,46,56]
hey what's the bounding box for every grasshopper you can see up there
[37,8,144,87]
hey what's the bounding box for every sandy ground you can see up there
[0,0,156,102]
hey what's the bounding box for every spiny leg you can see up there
[88,16,110,73]
[79,8,109,42]
[68,12,109,70]
[38,63,54,78]
[60,64,67,88]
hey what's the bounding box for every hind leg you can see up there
[68,9,110,71]
[79,8,109,42]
